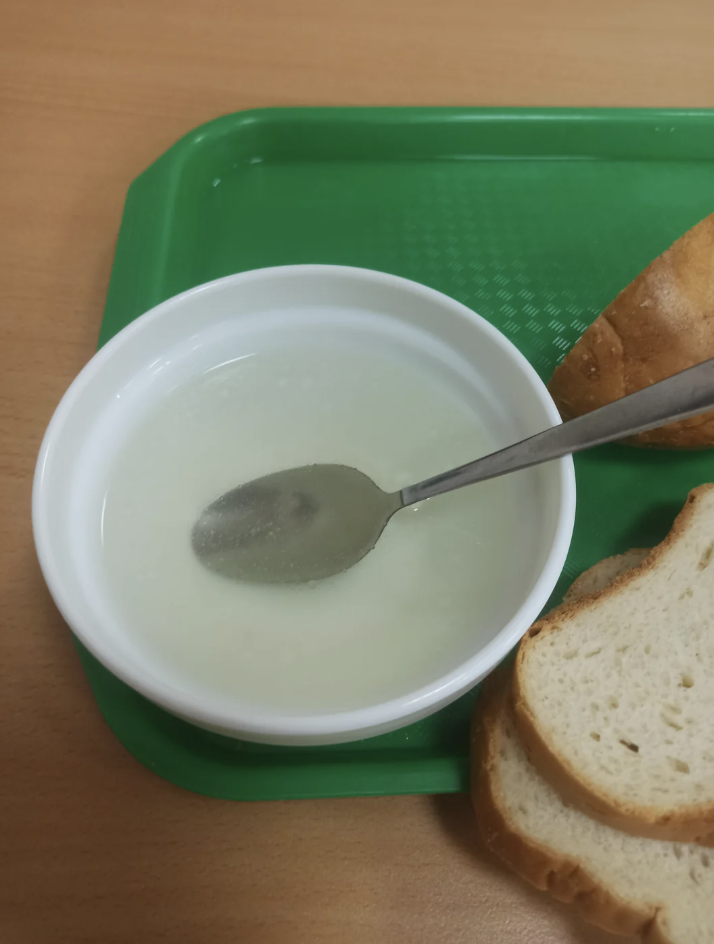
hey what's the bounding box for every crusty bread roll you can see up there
[549,213,714,448]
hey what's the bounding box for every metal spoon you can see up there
[192,357,714,585]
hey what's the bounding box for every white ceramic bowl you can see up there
[33,265,575,745]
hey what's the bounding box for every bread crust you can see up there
[548,213,714,449]
[472,674,667,941]
[562,548,650,605]
[513,484,714,845]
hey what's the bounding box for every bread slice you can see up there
[473,673,714,944]
[563,549,649,605]
[513,484,714,844]
[548,212,714,449]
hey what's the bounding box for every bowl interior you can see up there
[34,266,573,742]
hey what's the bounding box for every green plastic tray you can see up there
[84,107,714,801]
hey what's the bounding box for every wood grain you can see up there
[2,1,712,940]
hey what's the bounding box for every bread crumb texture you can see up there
[517,485,714,814]
[476,681,714,944]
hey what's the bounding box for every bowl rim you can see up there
[33,264,575,740]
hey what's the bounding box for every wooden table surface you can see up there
[2,2,713,941]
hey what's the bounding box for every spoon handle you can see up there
[400,357,714,506]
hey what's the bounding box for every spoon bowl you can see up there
[192,464,401,583]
